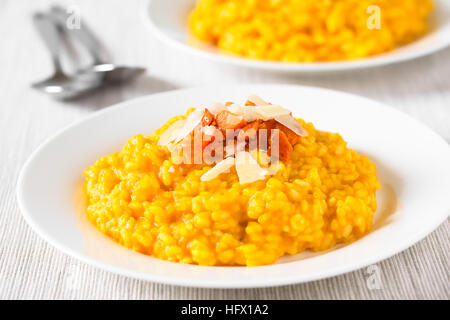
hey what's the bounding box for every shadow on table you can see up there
[223,46,450,99]
[64,74,180,111]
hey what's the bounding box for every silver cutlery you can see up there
[32,7,145,100]
[49,6,146,85]
[32,12,103,100]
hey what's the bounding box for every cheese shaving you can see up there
[235,151,268,184]
[173,108,204,144]
[247,94,267,106]
[208,102,227,115]
[157,119,186,146]
[202,125,217,136]
[242,106,260,122]
[274,114,307,136]
[227,103,243,115]
[242,105,290,122]
[200,157,235,181]
[256,105,291,120]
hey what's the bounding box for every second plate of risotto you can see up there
[142,0,450,72]
[17,85,450,287]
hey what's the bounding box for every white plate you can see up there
[141,0,450,72]
[17,85,450,288]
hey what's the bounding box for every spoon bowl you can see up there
[79,64,146,84]
[32,69,103,100]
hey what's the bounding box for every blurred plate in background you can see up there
[141,0,450,72]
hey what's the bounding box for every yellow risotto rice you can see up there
[188,0,433,62]
[84,109,380,266]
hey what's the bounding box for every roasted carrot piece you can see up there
[245,100,256,106]
[238,120,260,147]
[183,126,216,164]
[201,108,214,127]
[275,123,300,145]
[257,120,276,151]
[271,129,293,161]
[259,119,299,146]
[215,110,246,130]
[259,119,277,130]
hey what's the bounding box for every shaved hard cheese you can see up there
[201,157,235,181]
[242,106,260,122]
[242,105,290,122]
[256,105,290,120]
[247,94,267,106]
[158,119,186,146]
[274,114,308,136]
[227,103,243,115]
[235,151,268,184]
[208,102,227,115]
[173,107,205,144]
[202,125,217,136]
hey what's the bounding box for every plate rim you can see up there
[141,0,450,72]
[17,84,450,288]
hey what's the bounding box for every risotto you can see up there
[188,0,433,62]
[84,96,380,266]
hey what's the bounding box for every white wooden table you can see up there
[0,0,448,299]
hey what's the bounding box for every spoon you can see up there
[49,6,146,85]
[32,12,103,99]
